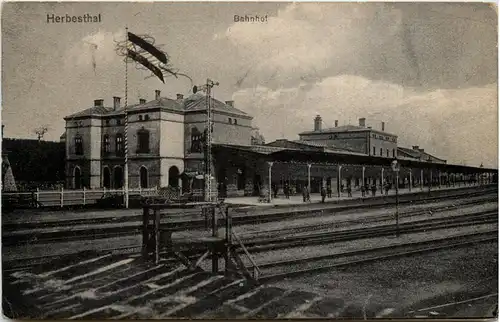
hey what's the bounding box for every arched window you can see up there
[145,115,150,121]
[392,149,395,158]
[137,127,150,153]
[191,127,203,153]
[169,166,180,187]
[74,135,83,155]
[140,166,148,188]
[74,166,82,189]
[103,134,110,153]
[103,167,111,188]
[113,166,124,188]
[116,134,124,156]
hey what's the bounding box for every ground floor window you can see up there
[140,166,148,188]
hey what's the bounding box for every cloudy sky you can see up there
[2,2,498,167]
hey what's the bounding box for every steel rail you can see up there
[2,195,497,246]
[4,210,497,272]
[255,231,498,283]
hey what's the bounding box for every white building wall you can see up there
[160,111,185,158]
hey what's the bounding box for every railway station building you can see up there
[63,90,496,197]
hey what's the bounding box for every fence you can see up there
[2,187,158,208]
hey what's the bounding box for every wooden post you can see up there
[142,206,149,258]
[362,166,365,189]
[225,205,232,274]
[60,187,64,207]
[409,170,412,192]
[338,165,342,198]
[83,187,86,206]
[268,162,273,203]
[380,168,384,194]
[211,205,219,274]
[154,208,160,265]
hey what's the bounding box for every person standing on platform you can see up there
[371,183,377,197]
[327,185,332,198]
[284,182,290,199]
[302,185,307,203]
[306,185,311,202]
[361,184,366,197]
[347,184,352,197]
[321,185,327,203]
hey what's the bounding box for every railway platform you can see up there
[224,183,487,206]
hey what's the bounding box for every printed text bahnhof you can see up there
[47,13,102,23]
[234,15,268,23]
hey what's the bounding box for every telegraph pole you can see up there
[392,160,400,237]
[198,79,219,202]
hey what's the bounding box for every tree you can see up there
[34,126,49,141]
[251,129,265,145]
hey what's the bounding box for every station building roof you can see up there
[212,143,496,173]
[299,125,398,138]
[64,92,250,120]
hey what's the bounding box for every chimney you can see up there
[177,94,184,100]
[113,96,121,110]
[225,100,234,107]
[94,99,104,107]
[155,90,161,100]
[359,118,366,127]
[314,115,322,131]
[412,145,419,150]
[139,98,146,104]
[334,120,338,127]
[381,121,385,132]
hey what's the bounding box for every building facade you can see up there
[64,94,458,197]
[299,116,398,158]
[63,89,253,191]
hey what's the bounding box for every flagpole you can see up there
[124,26,129,208]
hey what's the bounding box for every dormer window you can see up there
[139,115,143,121]
[234,119,238,125]
[145,115,150,121]
[228,118,232,124]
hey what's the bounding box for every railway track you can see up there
[3,187,496,232]
[255,230,498,283]
[237,210,498,251]
[3,194,497,246]
[5,209,496,273]
[235,197,498,240]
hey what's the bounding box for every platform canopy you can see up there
[212,144,497,174]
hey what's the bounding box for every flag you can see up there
[127,49,165,83]
[128,32,167,64]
